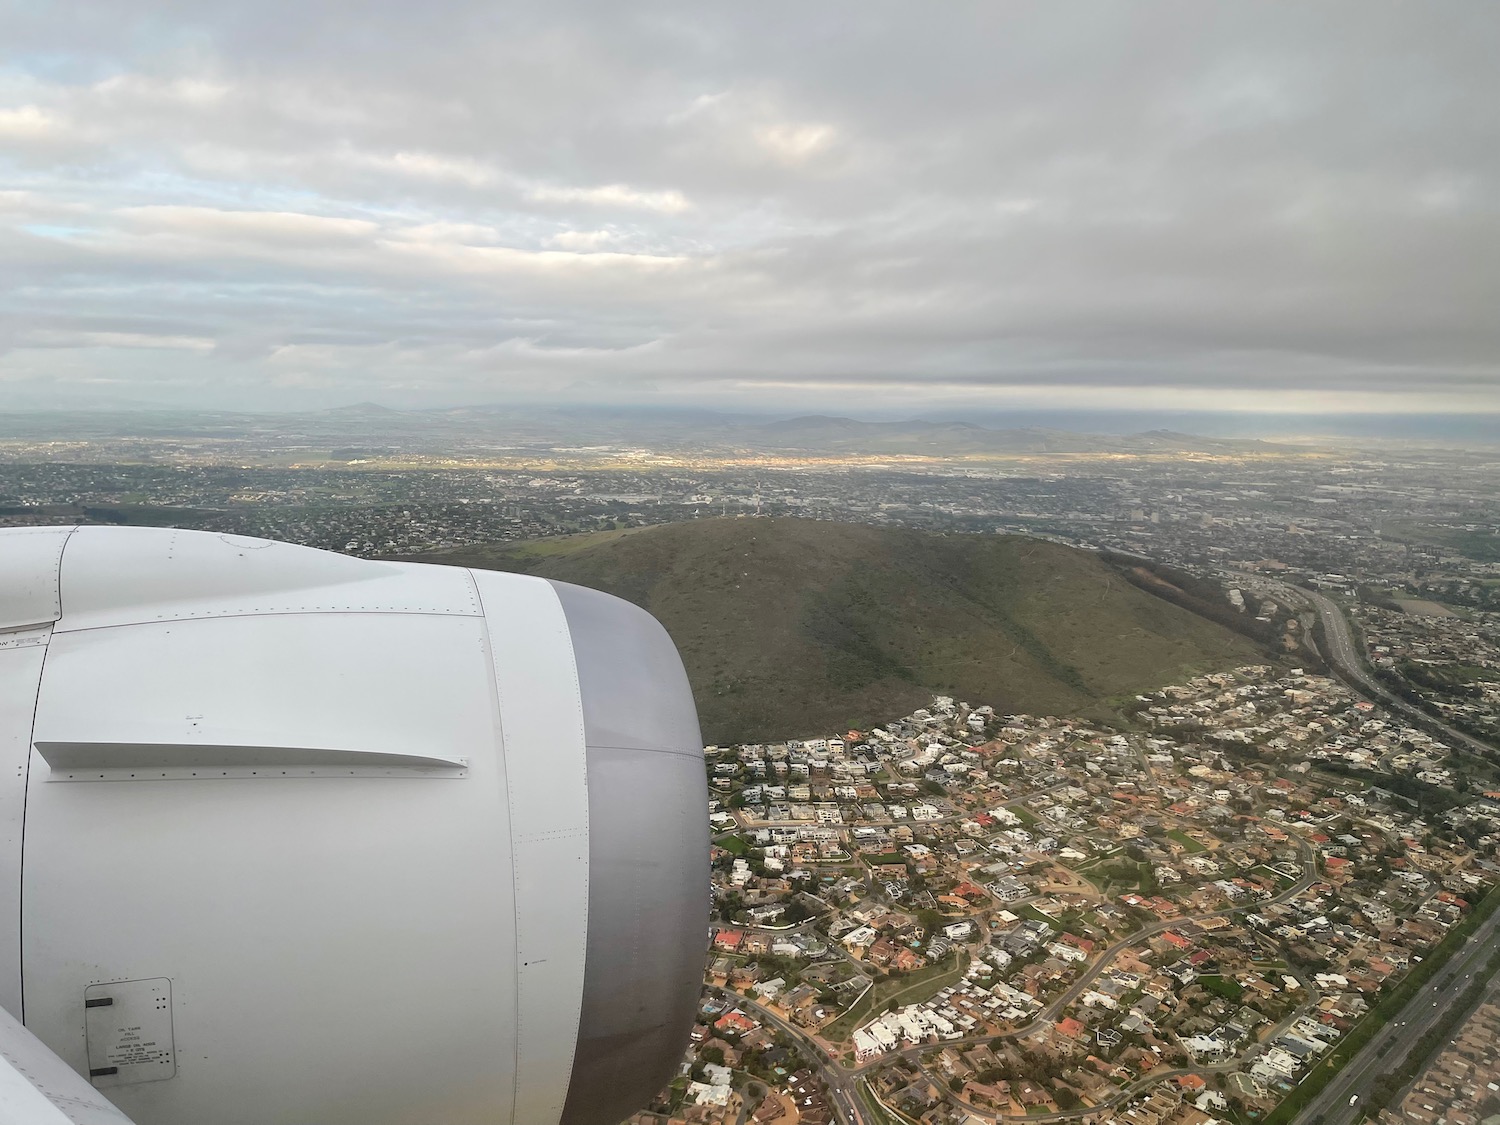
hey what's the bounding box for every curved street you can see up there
[710,835,1320,1125]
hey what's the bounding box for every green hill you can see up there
[421,518,1265,744]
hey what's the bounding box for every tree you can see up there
[1138,863,1160,896]
[1020,1049,1061,1084]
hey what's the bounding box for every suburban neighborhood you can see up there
[629,666,1500,1125]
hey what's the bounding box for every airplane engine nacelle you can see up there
[0,526,709,1125]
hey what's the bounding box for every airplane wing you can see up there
[0,1002,136,1125]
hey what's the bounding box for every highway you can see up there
[1199,579,1500,1123]
[1293,900,1500,1125]
[862,589,1493,1125]
[1294,584,1496,760]
[1236,581,1500,1124]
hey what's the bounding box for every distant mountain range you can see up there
[0,404,1300,457]
[418,517,1265,743]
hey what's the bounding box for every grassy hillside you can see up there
[422,518,1264,743]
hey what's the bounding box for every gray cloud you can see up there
[1,1,1497,413]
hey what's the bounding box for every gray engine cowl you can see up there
[0,525,708,1125]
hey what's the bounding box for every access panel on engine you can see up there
[85,977,176,1087]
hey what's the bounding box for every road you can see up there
[1293,900,1500,1125]
[705,986,872,1125]
[919,1060,1243,1123]
[1292,584,1496,760]
[845,838,1319,1068]
[699,587,1494,1124]
[711,835,1320,1125]
[709,833,1324,1125]
[799,588,1489,1125]
[1217,580,1500,1125]
[915,963,1325,1125]
[1023,836,1320,1030]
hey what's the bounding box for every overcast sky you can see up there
[1,2,1496,416]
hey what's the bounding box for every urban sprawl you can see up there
[3,422,1498,1125]
[647,667,1500,1125]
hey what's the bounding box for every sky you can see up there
[1,2,1497,419]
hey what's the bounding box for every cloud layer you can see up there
[2,1,1497,413]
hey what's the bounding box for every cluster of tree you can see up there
[1373,668,1500,751]
[753,953,805,981]
[1285,943,1332,974]
[915,907,946,937]
[1388,669,1500,749]
[1357,585,1404,612]
[1098,552,1282,646]
[972,1047,1066,1086]
[782,898,813,924]
[1402,577,1500,610]
[1316,760,1468,817]
[1399,660,1485,699]
[1309,615,1333,672]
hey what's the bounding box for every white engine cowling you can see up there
[0,526,708,1125]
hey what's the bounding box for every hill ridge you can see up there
[417,518,1266,743]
